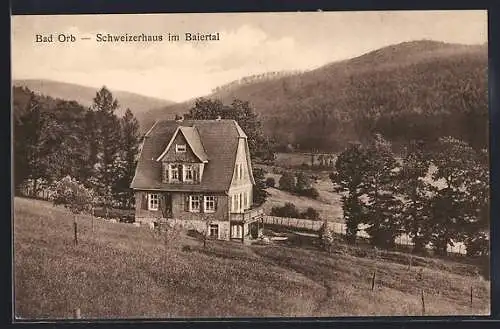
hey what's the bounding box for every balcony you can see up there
[230,207,264,223]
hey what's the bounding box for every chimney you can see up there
[216,115,222,121]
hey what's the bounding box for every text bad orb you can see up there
[35,34,76,43]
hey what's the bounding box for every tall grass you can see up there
[14,197,489,319]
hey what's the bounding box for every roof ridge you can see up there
[192,125,209,157]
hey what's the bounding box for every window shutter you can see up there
[162,163,167,183]
[214,196,218,211]
[184,194,190,212]
[160,194,167,217]
[178,164,184,182]
[142,193,148,210]
[200,195,205,213]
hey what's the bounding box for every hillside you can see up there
[143,40,488,151]
[15,197,489,318]
[13,79,175,118]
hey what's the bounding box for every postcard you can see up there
[11,10,489,319]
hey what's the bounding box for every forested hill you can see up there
[13,79,175,117]
[143,40,488,152]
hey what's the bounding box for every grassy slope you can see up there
[14,197,489,319]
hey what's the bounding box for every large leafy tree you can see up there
[185,98,271,158]
[43,100,89,182]
[430,137,489,256]
[397,140,433,254]
[331,142,370,244]
[362,134,403,249]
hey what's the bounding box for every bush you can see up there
[279,172,296,192]
[464,232,489,257]
[300,207,320,220]
[51,176,94,215]
[265,177,276,188]
[297,187,320,199]
[271,202,300,218]
[296,172,312,191]
[319,220,334,252]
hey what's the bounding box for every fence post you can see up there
[74,222,78,245]
[421,289,425,315]
[371,270,376,291]
[470,286,473,311]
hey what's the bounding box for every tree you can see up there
[13,93,53,195]
[397,140,433,254]
[90,87,123,210]
[319,220,335,252]
[185,98,271,158]
[51,176,94,221]
[296,172,312,192]
[331,143,370,244]
[429,187,463,255]
[430,137,489,255]
[252,167,269,207]
[279,171,296,192]
[362,134,403,249]
[114,108,141,208]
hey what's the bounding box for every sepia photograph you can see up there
[11,10,490,319]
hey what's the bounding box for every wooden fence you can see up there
[262,215,466,254]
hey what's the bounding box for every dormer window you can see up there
[176,144,186,153]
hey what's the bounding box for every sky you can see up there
[11,10,487,102]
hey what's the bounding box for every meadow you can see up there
[14,197,489,319]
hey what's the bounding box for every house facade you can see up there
[130,118,264,241]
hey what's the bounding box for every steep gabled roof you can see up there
[156,126,208,163]
[131,119,249,192]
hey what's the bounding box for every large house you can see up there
[130,118,264,242]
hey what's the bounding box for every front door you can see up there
[160,193,173,218]
[231,224,243,239]
[250,222,258,239]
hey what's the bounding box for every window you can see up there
[204,196,216,213]
[239,164,243,180]
[189,195,201,212]
[233,194,239,212]
[239,193,243,212]
[243,193,248,209]
[148,193,159,211]
[176,144,186,153]
[169,164,179,181]
[184,164,193,181]
[209,224,219,238]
